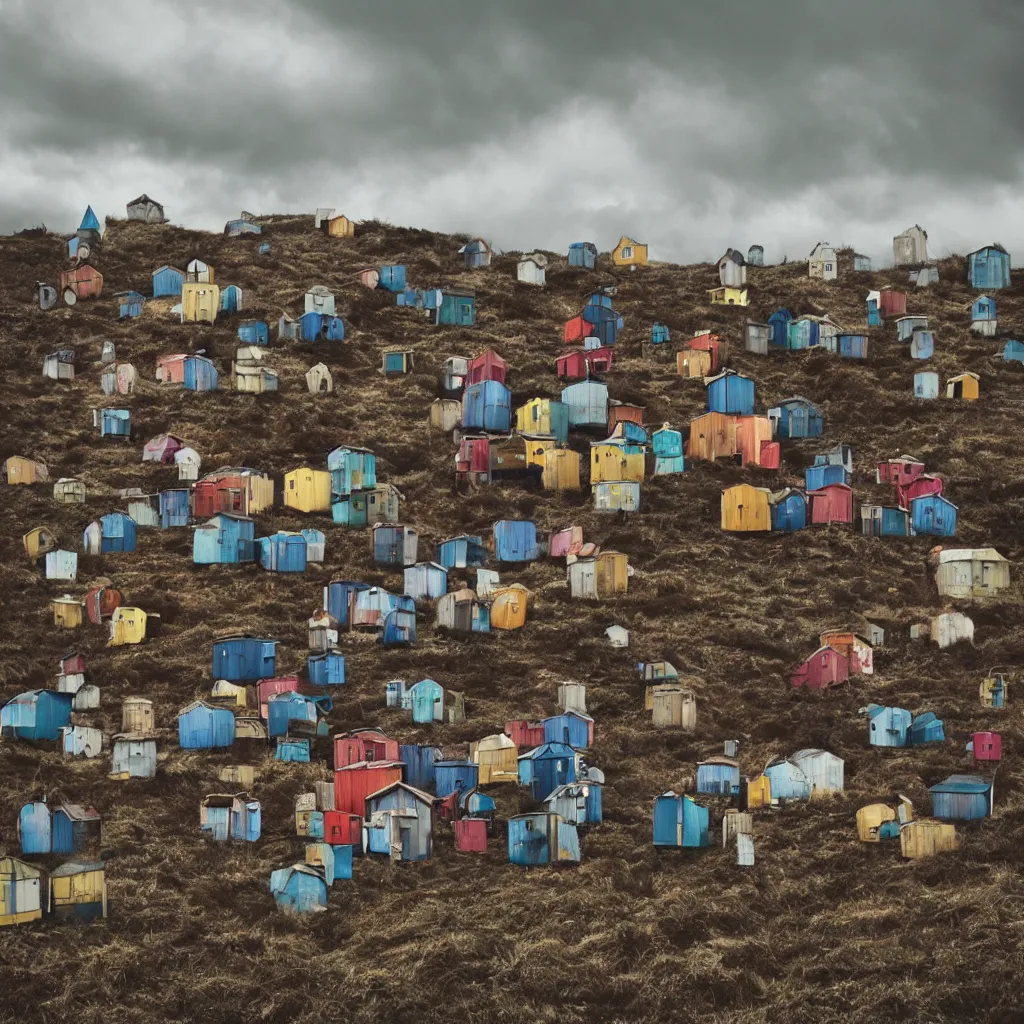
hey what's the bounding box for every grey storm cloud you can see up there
[1,0,1023,264]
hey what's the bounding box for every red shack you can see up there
[466,349,507,386]
[333,729,400,768]
[897,474,943,508]
[971,732,1001,762]
[60,652,86,676]
[334,760,404,815]
[608,402,644,434]
[454,818,488,852]
[456,436,490,485]
[504,720,545,749]
[876,456,925,486]
[564,314,591,344]
[257,676,301,719]
[791,646,850,690]
[878,289,907,317]
[324,810,364,846]
[60,265,104,301]
[809,483,854,525]
[85,585,122,624]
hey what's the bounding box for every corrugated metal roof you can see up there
[937,548,1006,563]
[929,775,990,794]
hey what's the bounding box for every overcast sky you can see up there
[2,0,1022,265]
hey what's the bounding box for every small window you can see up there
[525,819,534,832]
[621,246,633,259]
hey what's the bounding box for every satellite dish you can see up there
[76,242,91,263]
[63,288,77,306]
[587,767,605,784]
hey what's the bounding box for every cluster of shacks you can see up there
[9,203,1020,928]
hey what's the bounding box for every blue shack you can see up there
[380,597,417,646]
[862,505,911,537]
[219,284,243,313]
[436,288,476,326]
[835,333,868,359]
[178,700,235,749]
[324,580,370,626]
[910,330,934,359]
[365,783,434,862]
[568,242,597,268]
[545,782,602,825]
[212,635,278,681]
[972,295,996,321]
[652,792,709,848]
[276,737,310,762]
[308,650,346,686]
[770,397,823,439]
[434,760,480,798]
[967,245,1011,289]
[1,690,73,741]
[461,380,511,432]
[1002,340,1024,363]
[542,711,593,750]
[582,304,623,346]
[909,712,945,745]
[160,489,190,528]
[193,514,256,564]
[930,775,992,820]
[652,426,684,475]
[651,323,670,345]
[770,489,807,532]
[560,380,609,429]
[372,524,418,568]
[805,464,847,491]
[493,520,539,563]
[706,372,755,415]
[19,801,51,854]
[867,296,881,326]
[117,291,145,318]
[866,704,911,747]
[268,692,330,739]
[152,265,184,298]
[299,311,346,342]
[269,864,327,913]
[400,744,442,790]
[99,512,137,553]
[409,678,444,724]
[508,813,580,866]
[183,356,219,391]
[378,265,406,293]
[52,804,100,855]
[768,308,792,347]
[696,756,741,796]
[327,445,377,496]
[238,319,269,345]
[96,408,131,437]
[914,372,939,399]
[764,757,811,801]
[225,219,261,237]
[259,532,307,572]
[437,535,488,569]
[518,742,576,801]
[910,494,957,537]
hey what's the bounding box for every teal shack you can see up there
[269,864,327,913]
[652,792,709,848]
[652,425,684,475]
[435,288,476,326]
[507,812,580,866]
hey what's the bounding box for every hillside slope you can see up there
[0,217,1022,1024]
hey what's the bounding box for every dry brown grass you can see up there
[0,217,1022,1023]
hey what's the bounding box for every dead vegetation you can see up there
[0,216,1022,1023]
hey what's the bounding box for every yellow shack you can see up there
[590,440,645,484]
[181,282,220,324]
[946,372,980,401]
[542,449,581,491]
[283,468,332,513]
[49,860,107,920]
[469,733,519,783]
[708,286,749,306]
[721,483,771,532]
[52,595,84,629]
[612,235,648,267]
[5,456,48,485]
[108,607,147,646]
[325,213,355,237]
[490,584,529,630]
[24,526,58,559]
[677,349,712,378]
[900,819,957,859]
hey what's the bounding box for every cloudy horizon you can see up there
[2,0,1022,266]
